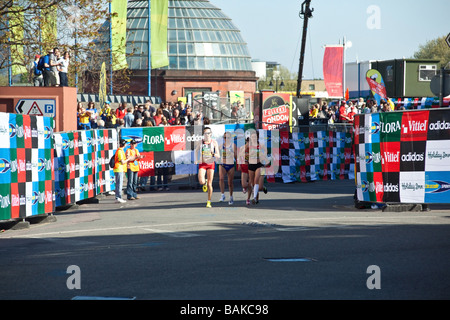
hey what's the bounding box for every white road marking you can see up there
[0,215,441,239]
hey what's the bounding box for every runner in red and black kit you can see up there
[195,127,220,208]
[247,130,269,205]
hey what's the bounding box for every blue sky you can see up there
[212,0,449,79]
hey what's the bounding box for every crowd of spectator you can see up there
[77,100,211,131]
[309,98,399,124]
[77,97,401,130]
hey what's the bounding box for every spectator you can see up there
[105,110,117,128]
[97,119,105,129]
[78,106,92,130]
[133,118,143,127]
[347,106,357,123]
[144,111,156,126]
[369,100,378,113]
[58,51,70,87]
[50,47,61,87]
[177,101,185,113]
[113,139,133,204]
[116,118,125,128]
[388,99,395,111]
[116,102,127,120]
[124,107,135,127]
[87,102,98,128]
[42,49,56,87]
[100,101,112,122]
[358,98,365,110]
[318,105,328,119]
[237,101,247,118]
[87,101,96,111]
[193,112,203,125]
[169,109,180,125]
[381,102,391,112]
[363,102,371,114]
[231,104,238,119]
[310,104,319,118]
[76,102,82,128]
[125,140,144,200]
[327,108,336,124]
[183,105,194,125]
[153,108,164,126]
[134,105,145,124]
[32,54,43,86]
[143,119,154,127]
[162,102,171,119]
[338,102,349,122]
[180,103,188,116]
[159,116,169,126]
[145,100,156,115]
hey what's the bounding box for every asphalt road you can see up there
[1,178,450,303]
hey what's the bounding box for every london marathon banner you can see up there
[261,92,292,131]
[354,109,450,204]
[0,112,55,220]
[323,45,344,98]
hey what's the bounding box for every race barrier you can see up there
[390,97,450,109]
[54,129,118,207]
[0,113,55,220]
[354,108,450,204]
[277,130,355,183]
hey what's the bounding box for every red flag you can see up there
[345,88,349,101]
[323,45,344,98]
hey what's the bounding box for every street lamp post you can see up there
[269,77,285,92]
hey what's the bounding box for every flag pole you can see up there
[7,18,12,86]
[148,0,151,97]
[343,36,346,100]
[109,1,113,95]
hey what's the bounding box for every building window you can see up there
[419,65,436,81]
[309,84,315,90]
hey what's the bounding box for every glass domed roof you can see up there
[126,0,253,71]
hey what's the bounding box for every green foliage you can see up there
[0,0,131,90]
[413,35,450,68]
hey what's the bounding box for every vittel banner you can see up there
[354,109,450,204]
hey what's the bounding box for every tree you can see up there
[257,65,297,91]
[0,0,130,92]
[413,35,450,68]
